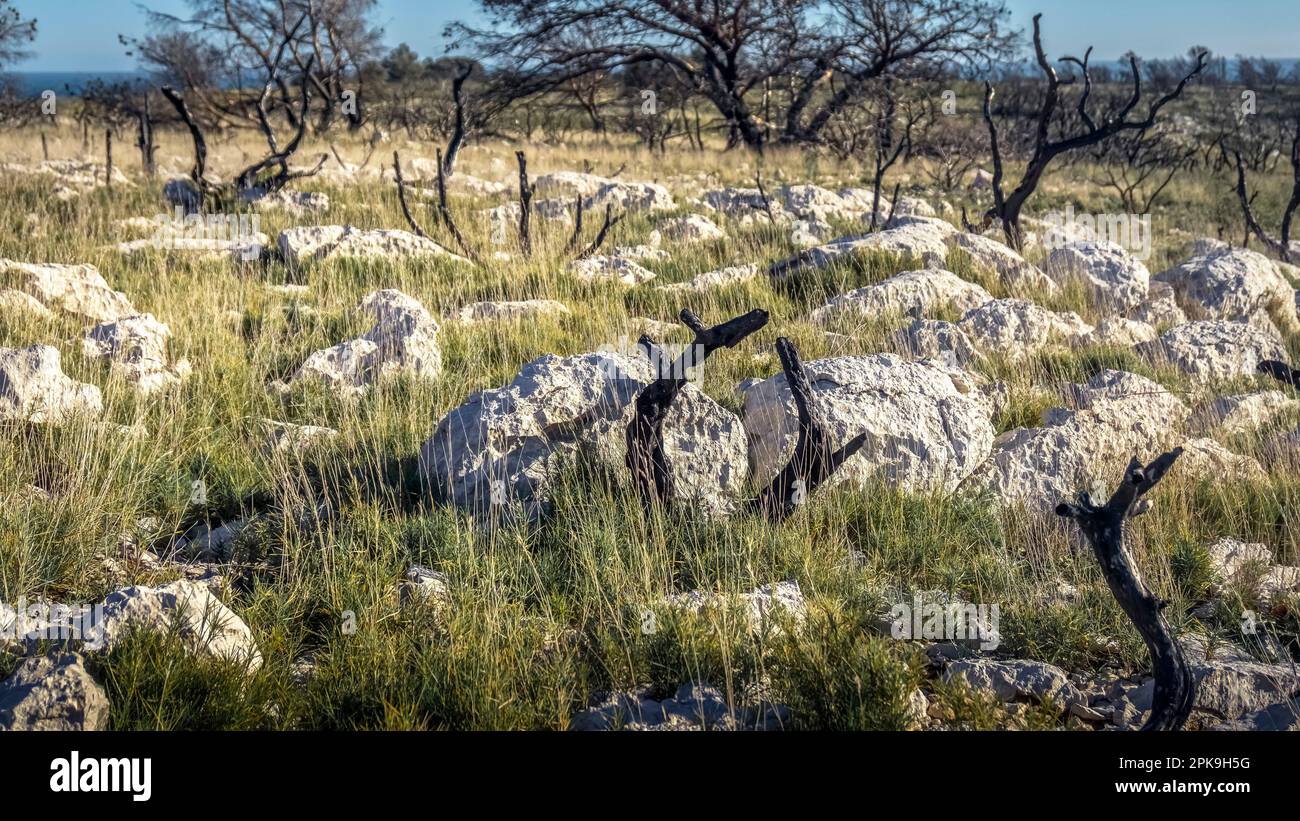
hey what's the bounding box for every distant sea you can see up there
[5,71,152,96]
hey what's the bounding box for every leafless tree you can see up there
[782,0,1014,144]
[160,54,327,210]
[919,113,986,193]
[978,14,1207,248]
[825,77,929,229]
[454,0,807,150]
[128,1,381,133]
[1091,126,1197,213]
[1227,118,1300,262]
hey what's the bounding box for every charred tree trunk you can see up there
[161,77,326,210]
[443,64,473,177]
[747,339,867,522]
[137,93,156,178]
[1055,449,1195,731]
[1227,123,1300,263]
[104,130,113,190]
[626,308,769,511]
[516,150,534,257]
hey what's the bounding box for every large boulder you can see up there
[957,299,1093,357]
[1205,537,1300,604]
[663,581,807,634]
[249,188,331,215]
[533,171,612,198]
[1136,320,1288,383]
[418,350,748,521]
[701,184,881,223]
[742,353,994,495]
[1175,437,1267,482]
[782,184,880,221]
[289,289,441,395]
[810,268,993,325]
[1154,246,1298,331]
[944,658,1088,710]
[277,225,468,264]
[0,652,109,731]
[962,370,1189,509]
[1193,391,1300,436]
[82,314,191,394]
[0,345,103,423]
[1129,282,1188,329]
[889,318,982,369]
[1045,241,1150,312]
[0,259,135,322]
[1088,317,1159,348]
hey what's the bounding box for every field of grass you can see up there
[2,117,1298,730]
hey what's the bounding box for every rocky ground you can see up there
[1,129,1298,731]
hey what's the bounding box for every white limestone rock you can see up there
[961,370,1189,509]
[417,349,748,522]
[810,268,993,325]
[742,353,995,496]
[1045,241,1150,313]
[957,299,1093,357]
[0,345,103,423]
[0,259,135,322]
[84,580,262,669]
[289,289,441,395]
[1155,246,1298,331]
[571,255,657,286]
[277,225,468,264]
[658,214,725,242]
[82,314,191,394]
[946,232,1058,296]
[1136,320,1288,383]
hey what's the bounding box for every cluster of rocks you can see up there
[284,289,442,396]
[0,259,192,418]
[924,632,1300,731]
[2,160,132,200]
[0,580,261,730]
[571,682,789,731]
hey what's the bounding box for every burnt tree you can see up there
[626,308,769,511]
[747,338,867,522]
[1056,449,1196,731]
[979,14,1206,249]
[160,63,326,211]
[1227,119,1300,263]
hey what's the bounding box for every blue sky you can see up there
[11,0,1300,72]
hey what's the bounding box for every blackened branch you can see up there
[625,308,770,510]
[1055,449,1195,731]
[749,338,867,522]
[576,204,623,260]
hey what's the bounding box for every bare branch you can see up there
[1055,449,1195,731]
